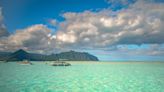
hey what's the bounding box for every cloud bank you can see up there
[0,24,56,53]
[56,0,164,48]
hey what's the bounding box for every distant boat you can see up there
[0,61,8,63]
[17,60,32,65]
[48,61,71,66]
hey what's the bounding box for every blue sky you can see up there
[0,0,109,32]
[0,0,164,61]
[0,0,137,32]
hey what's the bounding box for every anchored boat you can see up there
[17,60,32,65]
[48,61,71,66]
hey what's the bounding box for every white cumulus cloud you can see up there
[54,0,164,49]
[0,24,57,53]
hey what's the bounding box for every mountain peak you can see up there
[14,49,27,54]
[8,49,29,61]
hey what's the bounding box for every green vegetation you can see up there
[0,49,99,61]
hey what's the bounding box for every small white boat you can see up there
[48,61,71,66]
[17,60,32,65]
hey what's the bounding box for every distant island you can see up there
[0,49,99,61]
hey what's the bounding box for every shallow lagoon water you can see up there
[0,62,164,92]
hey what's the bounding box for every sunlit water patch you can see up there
[0,62,164,92]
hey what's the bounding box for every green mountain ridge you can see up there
[0,49,99,61]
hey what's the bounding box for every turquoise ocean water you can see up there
[0,62,164,92]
